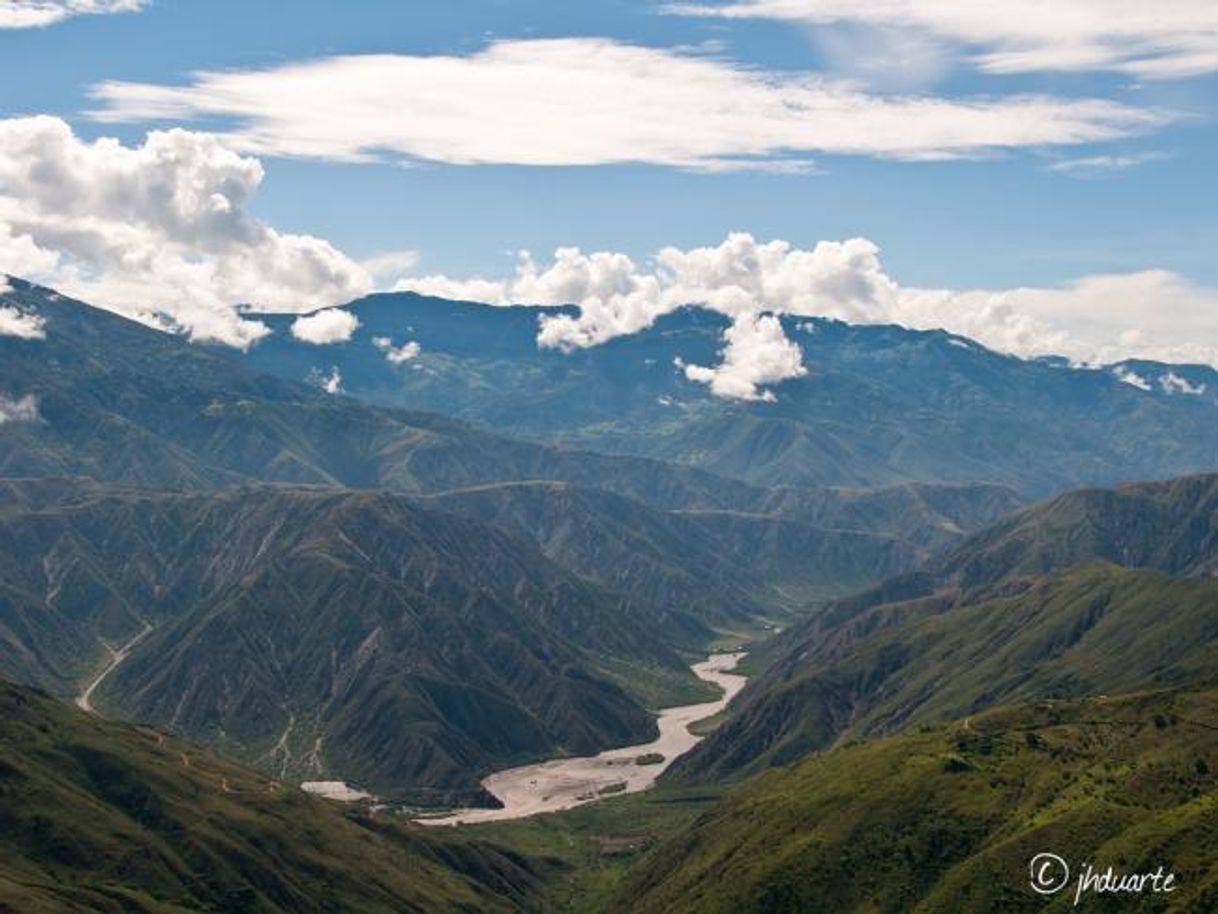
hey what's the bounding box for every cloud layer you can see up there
[0,117,379,347]
[0,0,143,29]
[668,1,1218,79]
[89,38,1169,170]
[396,233,1218,399]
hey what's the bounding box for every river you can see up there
[417,651,746,826]
[75,623,154,713]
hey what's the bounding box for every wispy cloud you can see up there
[0,0,145,29]
[666,1,1218,79]
[1047,152,1167,178]
[89,38,1170,171]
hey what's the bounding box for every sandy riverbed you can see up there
[417,651,746,826]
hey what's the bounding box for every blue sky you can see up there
[0,0,1216,383]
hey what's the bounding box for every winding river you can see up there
[75,624,154,713]
[417,651,746,826]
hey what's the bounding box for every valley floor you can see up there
[420,652,747,825]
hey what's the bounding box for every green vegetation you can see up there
[0,679,548,914]
[614,687,1218,913]
[634,753,664,766]
[451,785,724,911]
[674,473,1218,783]
[0,484,687,804]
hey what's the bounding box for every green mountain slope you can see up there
[0,279,758,511]
[0,678,546,914]
[671,474,1218,782]
[0,280,1018,610]
[618,687,1218,913]
[0,483,696,803]
[425,480,944,618]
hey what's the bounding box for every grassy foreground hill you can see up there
[0,679,547,914]
[616,686,1218,913]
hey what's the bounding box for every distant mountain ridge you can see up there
[238,290,1218,496]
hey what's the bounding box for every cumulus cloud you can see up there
[0,0,143,29]
[681,311,807,400]
[0,116,373,348]
[0,393,39,424]
[372,335,421,364]
[400,235,898,353]
[89,39,1169,170]
[290,308,360,345]
[667,1,1218,79]
[392,233,1218,399]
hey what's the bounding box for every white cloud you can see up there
[401,235,898,354]
[372,335,421,364]
[898,270,1218,367]
[666,1,1218,79]
[0,304,46,338]
[1047,153,1166,178]
[0,393,39,424]
[1161,371,1206,395]
[314,366,342,395]
[361,249,419,286]
[1113,366,1152,390]
[391,233,1218,399]
[0,0,144,29]
[0,116,373,348]
[88,39,1169,170]
[290,308,359,345]
[682,311,807,400]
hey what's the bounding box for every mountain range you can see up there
[3,275,1218,911]
[670,473,1218,784]
[240,291,1218,496]
[0,279,1026,803]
